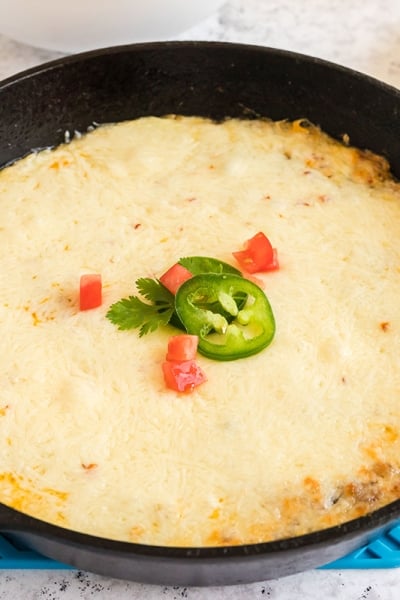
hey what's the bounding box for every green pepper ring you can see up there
[175,273,275,361]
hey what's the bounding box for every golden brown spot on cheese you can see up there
[362,443,382,462]
[42,487,69,501]
[129,525,145,540]
[305,154,334,178]
[49,158,71,170]
[303,477,322,502]
[292,119,312,134]
[281,496,305,521]
[0,405,10,417]
[351,148,390,185]
[0,472,68,526]
[31,311,41,325]
[81,463,98,471]
[208,507,220,520]
[55,511,67,525]
[383,426,398,443]
[205,529,242,546]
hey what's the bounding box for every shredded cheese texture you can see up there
[0,116,400,546]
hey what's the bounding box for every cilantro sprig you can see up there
[106,278,175,337]
[106,257,243,336]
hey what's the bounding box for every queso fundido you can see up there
[0,115,400,546]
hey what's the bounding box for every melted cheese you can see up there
[0,116,399,546]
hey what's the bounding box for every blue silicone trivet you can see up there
[321,521,400,569]
[0,534,73,570]
[1,522,400,570]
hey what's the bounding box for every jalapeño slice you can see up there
[175,273,275,361]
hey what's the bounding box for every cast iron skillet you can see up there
[0,41,400,586]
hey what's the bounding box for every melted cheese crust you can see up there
[0,116,400,546]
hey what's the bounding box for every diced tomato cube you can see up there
[166,334,199,362]
[233,232,279,274]
[162,359,207,393]
[159,263,192,295]
[79,274,102,311]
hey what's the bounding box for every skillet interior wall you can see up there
[0,41,400,175]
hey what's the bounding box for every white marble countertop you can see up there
[1,0,400,598]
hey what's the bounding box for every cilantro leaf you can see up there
[136,277,174,305]
[106,278,175,336]
[178,256,242,276]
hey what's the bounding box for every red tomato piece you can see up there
[233,232,279,274]
[159,263,193,295]
[162,360,207,393]
[166,334,199,362]
[79,274,102,311]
